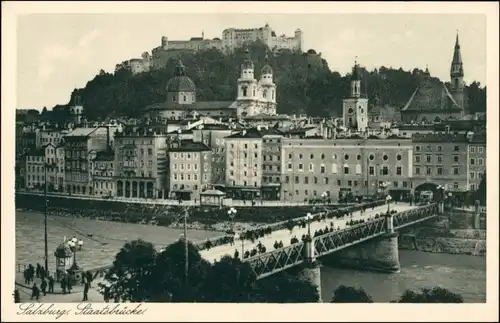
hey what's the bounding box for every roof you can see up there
[95,151,114,161]
[169,140,211,152]
[412,133,469,143]
[401,81,462,112]
[243,113,290,121]
[200,189,226,196]
[197,124,232,130]
[65,127,97,138]
[259,128,284,136]
[26,148,46,157]
[469,132,486,144]
[146,101,234,112]
[225,128,263,139]
[167,129,193,135]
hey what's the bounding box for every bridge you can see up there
[199,202,440,301]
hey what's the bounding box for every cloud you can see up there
[36,29,101,83]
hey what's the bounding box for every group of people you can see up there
[22,263,55,301]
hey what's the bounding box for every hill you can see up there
[61,41,486,121]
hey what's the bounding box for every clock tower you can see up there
[343,60,368,132]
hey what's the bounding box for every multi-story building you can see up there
[467,132,486,192]
[168,139,212,201]
[64,127,111,195]
[90,150,115,197]
[411,133,469,195]
[224,128,263,200]
[115,52,152,75]
[38,127,67,147]
[44,143,65,192]
[25,149,46,190]
[280,137,414,202]
[114,126,169,199]
[261,128,283,200]
[192,124,234,185]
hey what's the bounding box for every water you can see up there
[321,250,486,303]
[15,211,486,303]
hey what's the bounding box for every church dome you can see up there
[166,60,196,92]
[241,48,254,70]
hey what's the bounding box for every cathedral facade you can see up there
[230,49,277,118]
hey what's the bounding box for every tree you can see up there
[330,285,373,303]
[398,287,463,303]
[151,240,211,302]
[201,256,256,302]
[98,239,157,302]
[252,272,320,303]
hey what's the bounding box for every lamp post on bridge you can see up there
[306,212,313,239]
[448,192,453,220]
[437,185,445,214]
[227,207,237,234]
[386,195,392,214]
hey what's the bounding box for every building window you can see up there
[437,155,443,163]
[426,145,432,152]
[347,180,352,186]
[453,167,459,175]
[393,181,398,188]
[304,177,309,184]
[396,167,402,175]
[299,154,303,159]
[314,177,318,184]
[285,176,289,183]
[295,176,299,184]
[324,177,329,184]
[383,154,388,161]
[288,163,292,170]
[415,156,421,163]
[426,167,432,175]
[470,158,475,165]
[298,163,303,171]
[288,153,292,159]
[321,154,325,160]
[382,166,389,175]
[344,154,349,160]
[478,158,484,166]
[309,163,314,172]
[478,147,484,153]
[454,146,460,152]
[453,156,459,163]
[470,172,475,179]
[437,167,443,175]
[355,164,361,174]
[344,166,349,174]
[437,145,442,152]
[453,182,459,190]
[396,154,402,161]
[369,166,374,175]
[310,154,314,159]
[305,190,308,196]
[426,155,431,163]
[415,146,421,152]
[332,164,338,174]
[337,179,341,186]
[356,154,361,160]
[320,165,326,174]
[470,146,476,153]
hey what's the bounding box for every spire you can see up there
[351,57,361,81]
[451,31,464,77]
[202,30,204,39]
[241,47,254,70]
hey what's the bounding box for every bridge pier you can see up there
[298,239,322,302]
[322,212,401,273]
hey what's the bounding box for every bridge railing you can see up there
[313,217,387,257]
[244,242,306,280]
[393,203,438,229]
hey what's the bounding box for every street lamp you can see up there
[306,212,313,238]
[228,207,237,234]
[386,195,392,213]
[448,192,453,219]
[321,192,328,204]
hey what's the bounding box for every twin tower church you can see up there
[145,48,277,120]
[147,33,467,127]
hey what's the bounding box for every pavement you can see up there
[14,273,106,303]
[200,203,416,263]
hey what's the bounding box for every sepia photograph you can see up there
[2,1,499,322]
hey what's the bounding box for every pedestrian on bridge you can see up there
[35,263,41,278]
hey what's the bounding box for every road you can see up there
[200,203,416,263]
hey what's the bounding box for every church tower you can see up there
[259,52,277,115]
[236,48,258,117]
[343,60,368,131]
[450,32,465,110]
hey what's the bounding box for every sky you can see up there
[16,13,486,110]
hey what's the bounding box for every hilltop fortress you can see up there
[116,24,303,74]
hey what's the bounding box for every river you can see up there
[320,250,486,303]
[15,211,486,303]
